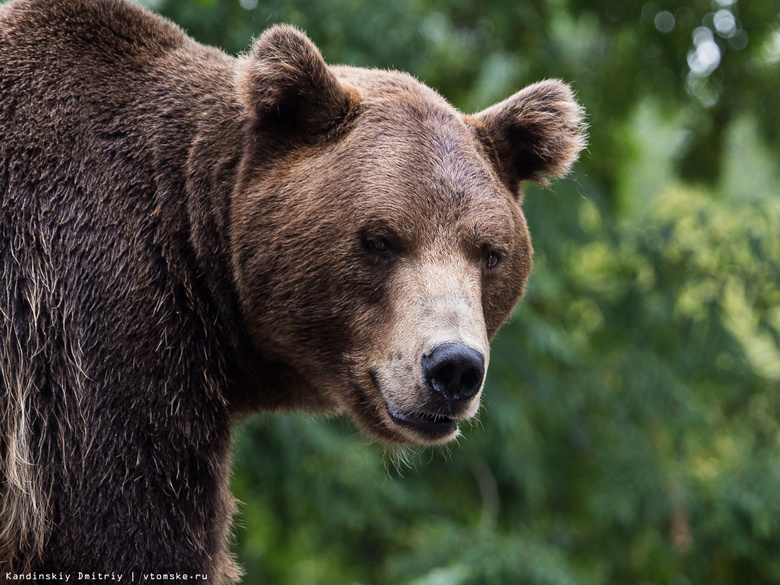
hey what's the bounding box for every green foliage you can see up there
[130,0,780,582]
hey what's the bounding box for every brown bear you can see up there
[0,0,585,581]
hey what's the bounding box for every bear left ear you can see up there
[470,80,587,194]
[237,25,361,141]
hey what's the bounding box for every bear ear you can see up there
[470,80,587,193]
[237,25,361,141]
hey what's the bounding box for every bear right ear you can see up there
[237,25,361,141]
[470,80,587,195]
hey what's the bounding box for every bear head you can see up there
[231,26,586,445]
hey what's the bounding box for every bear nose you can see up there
[422,343,485,404]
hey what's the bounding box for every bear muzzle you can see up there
[374,342,486,442]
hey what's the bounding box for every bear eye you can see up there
[482,246,500,269]
[364,235,396,259]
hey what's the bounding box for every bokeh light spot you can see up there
[675,7,695,28]
[729,30,749,50]
[714,9,737,38]
[655,11,675,33]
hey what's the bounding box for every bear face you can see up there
[232,27,586,445]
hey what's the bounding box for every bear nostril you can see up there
[461,367,481,391]
[422,343,485,404]
[437,363,456,387]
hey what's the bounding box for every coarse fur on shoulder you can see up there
[1,0,242,579]
[0,0,186,48]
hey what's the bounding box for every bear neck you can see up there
[144,46,327,416]
[140,46,266,411]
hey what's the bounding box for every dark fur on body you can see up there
[0,0,585,579]
[0,0,249,578]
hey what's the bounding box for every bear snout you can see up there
[421,343,485,407]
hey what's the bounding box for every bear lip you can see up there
[368,370,459,441]
[385,405,458,440]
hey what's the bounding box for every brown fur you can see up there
[0,0,585,579]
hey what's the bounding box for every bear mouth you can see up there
[385,406,458,440]
[367,370,459,441]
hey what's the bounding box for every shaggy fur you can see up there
[0,0,585,579]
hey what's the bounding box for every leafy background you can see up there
[132,0,780,582]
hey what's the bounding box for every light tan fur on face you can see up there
[369,245,490,443]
